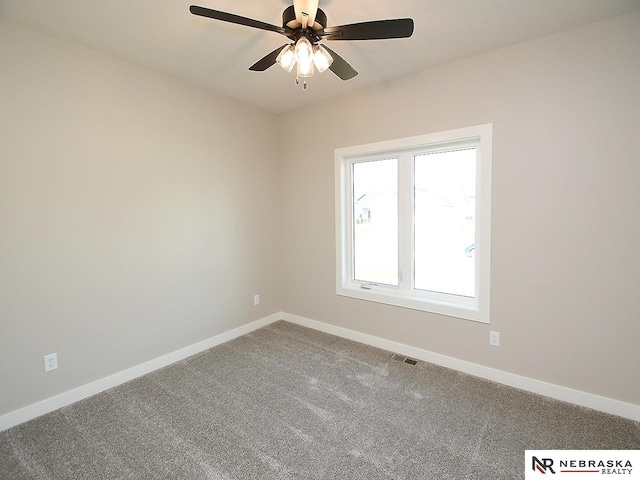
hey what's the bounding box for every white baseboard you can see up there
[2,311,637,432]
[0,313,282,432]
[282,312,640,422]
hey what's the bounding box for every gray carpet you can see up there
[1,321,638,479]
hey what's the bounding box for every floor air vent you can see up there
[390,353,418,365]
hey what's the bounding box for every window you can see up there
[335,124,492,323]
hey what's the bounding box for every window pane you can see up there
[352,158,398,286]
[414,148,476,297]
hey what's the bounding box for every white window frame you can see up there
[335,124,492,323]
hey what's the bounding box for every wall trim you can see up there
[3,311,637,432]
[282,312,640,422]
[0,313,282,432]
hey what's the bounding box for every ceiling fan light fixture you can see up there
[189,4,414,85]
[276,44,296,73]
[294,37,313,65]
[296,59,315,78]
[312,45,333,73]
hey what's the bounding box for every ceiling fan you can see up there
[189,0,414,88]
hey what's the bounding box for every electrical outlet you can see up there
[489,331,500,347]
[254,294,260,306]
[44,353,58,372]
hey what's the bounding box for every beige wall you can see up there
[279,12,640,405]
[0,21,282,415]
[1,11,639,418]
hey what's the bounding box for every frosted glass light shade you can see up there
[312,45,333,73]
[295,37,313,65]
[276,45,296,73]
[297,60,315,78]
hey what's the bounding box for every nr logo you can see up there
[532,457,556,474]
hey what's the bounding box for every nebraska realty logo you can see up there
[525,451,640,478]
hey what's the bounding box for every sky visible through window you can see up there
[353,158,398,286]
[352,148,476,297]
[414,148,476,297]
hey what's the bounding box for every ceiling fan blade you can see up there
[190,5,294,37]
[249,45,287,71]
[322,46,358,81]
[323,18,414,41]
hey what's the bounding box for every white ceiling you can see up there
[2,0,639,113]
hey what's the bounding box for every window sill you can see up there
[336,284,489,324]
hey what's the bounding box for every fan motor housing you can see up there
[282,5,327,31]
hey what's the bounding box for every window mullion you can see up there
[346,160,355,285]
[397,152,412,293]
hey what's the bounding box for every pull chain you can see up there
[295,76,309,89]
